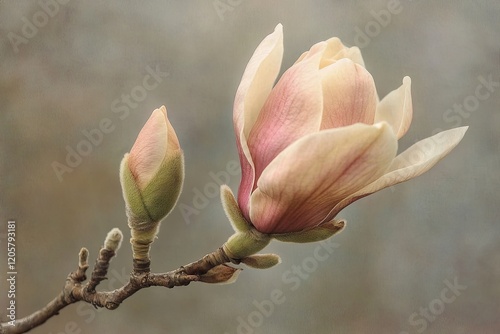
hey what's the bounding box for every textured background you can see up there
[1,1,499,333]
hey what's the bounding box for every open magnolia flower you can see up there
[229,24,467,238]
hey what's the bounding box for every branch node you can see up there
[132,259,151,274]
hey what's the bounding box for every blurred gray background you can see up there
[1,1,499,333]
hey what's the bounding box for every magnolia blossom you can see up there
[233,24,467,234]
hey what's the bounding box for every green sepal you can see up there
[271,220,346,243]
[120,152,184,229]
[120,154,151,225]
[224,229,271,260]
[140,151,184,222]
[220,184,252,232]
[241,254,281,269]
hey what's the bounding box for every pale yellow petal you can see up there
[329,126,468,217]
[234,24,284,140]
[375,76,412,139]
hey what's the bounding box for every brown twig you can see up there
[182,246,236,275]
[0,243,233,334]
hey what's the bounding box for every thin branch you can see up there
[86,248,115,293]
[182,246,235,275]
[0,245,233,334]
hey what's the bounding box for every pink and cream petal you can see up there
[320,58,377,129]
[234,24,284,139]
[249,122,397,233]
[247,42,327,185]
[329,126,468,218]
[375,76,412,139]
[233,24,284,217]
[128,107,168,188]
[235,145,255,220]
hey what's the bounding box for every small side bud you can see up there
[199,264,242,284]
[79,247,89,268]
[104,228,123,252]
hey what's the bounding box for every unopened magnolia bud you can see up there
[120,106,184,268]
[79,248,89,268]
[120,106,184,231]
[104,228,123,252]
